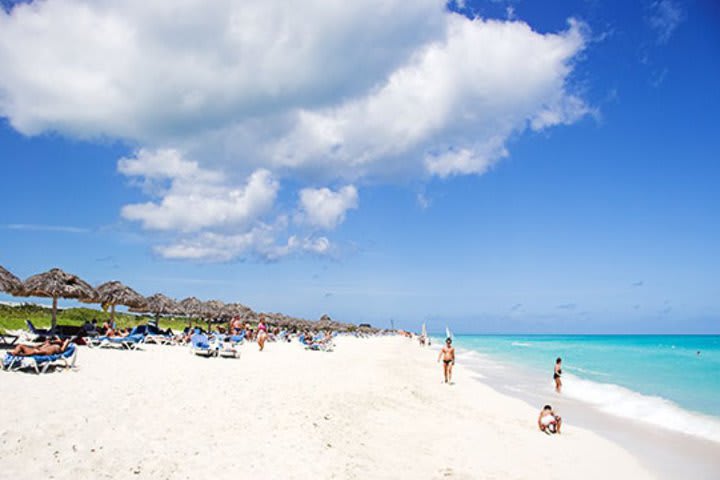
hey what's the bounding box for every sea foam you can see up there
[563,373,720,443]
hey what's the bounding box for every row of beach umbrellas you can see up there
[0,265,356,331]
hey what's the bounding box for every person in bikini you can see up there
[257,316,268,351]
[437,337,455,384]
[553,357,563,393]
[10,337,71,356]
[538,405,562,434]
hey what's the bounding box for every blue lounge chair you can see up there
[189,331,216,357]
[229,332,245,343]
[213,334,241,359]
[26,319,53,337]
[90,327,145,350]
[3,343,77,374]
[136,324,175,345]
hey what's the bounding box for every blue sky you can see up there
[1,0,718,333]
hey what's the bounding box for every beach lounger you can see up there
[228,332,245,343]
[2,343,77,374]
[88,332,145,350]
[0,333,19,348]
[143,331,175,345]
[189,333,216,357]
[127,325,175,345]
[217,342,240,358]
[299,333,334,352]
[25,319,53,337]
[212,335,241,359]
[144,335,174,345]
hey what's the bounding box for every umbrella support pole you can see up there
[51,296,58,331]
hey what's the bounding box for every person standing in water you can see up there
[553,357,563,393]
[437,337,455,384]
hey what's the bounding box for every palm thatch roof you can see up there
[317,314,336,330]
[95,281,146,308]
[23,268,97,301]
[130,293,177,316]
[22,267,97,329]
[0,265,23,295]
[178,296,203,316]
[220,302,251,318]
[201,299,225,319]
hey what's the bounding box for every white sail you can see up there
[421,323,427,338]
[445,326,453,340]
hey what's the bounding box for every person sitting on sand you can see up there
[538,405,562,434]
[553,358,563,393]
[10,337,70,357]
[437,337,455,384]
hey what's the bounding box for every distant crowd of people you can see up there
[71,314,347,354]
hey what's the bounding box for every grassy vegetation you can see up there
[0,303,198,333]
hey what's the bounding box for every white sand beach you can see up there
[0,336,653,479]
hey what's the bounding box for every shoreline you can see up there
[0,336,657,479]
[441,340,720,479]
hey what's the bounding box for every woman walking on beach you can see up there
[553,357,563,393]
[257,317,268,351]
[438,338,455,384]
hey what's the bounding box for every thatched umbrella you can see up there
[178,296,203,327]
[94,281,146,324]
[130,293,178,326]
[317,314,335,331]
[220,302,250,329]
[145,293,177,315]
[22,268,97,330]
[201,299,225,331]
[0,265,23,295]
[178,296,202,316]
[221,302,250,318]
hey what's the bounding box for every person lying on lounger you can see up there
[10,337,71,357]
[538,405,562,434]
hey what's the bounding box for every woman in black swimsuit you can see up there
[553,357,562,393]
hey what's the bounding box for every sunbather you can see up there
[10,338,70,357]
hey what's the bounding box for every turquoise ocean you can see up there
[433,334,720,444]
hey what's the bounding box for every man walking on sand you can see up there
[438,337,455,384]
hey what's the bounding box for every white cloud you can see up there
[4,223,90,233]
[155,227,331,262]
[648,1,684,45]
[425,142,507,178]
[118,148,205,180]
[119,149,333,261]
[297,185,358,230]
[0,1,593,261]
[119,149,278,232]
[0,0,443,140]
[265,16,589,179]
